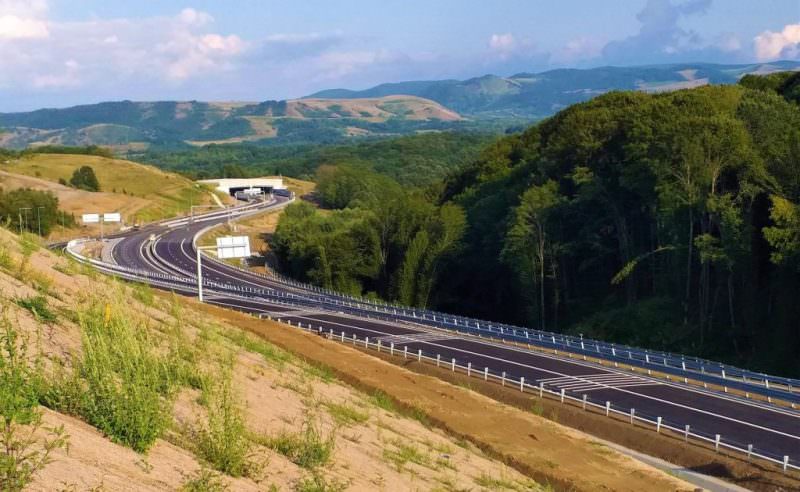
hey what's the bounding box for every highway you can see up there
[66,195,800,472]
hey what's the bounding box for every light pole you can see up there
[18,207,31,234]
[36,206,44,236]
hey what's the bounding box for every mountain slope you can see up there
[308,61,800,118]
[0,96,463,150]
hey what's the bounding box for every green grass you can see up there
[294,473,348,492]
[15,295,57,323]
[369,390,396,412]
[325,402,369,427]
[181,468,229,492]
[474,473,541,491]
[222,329,292,368]
[40,297,188,452]
[382,440,432,471]
[193,377,258,478]
[259,419,335,469]
[0,245,13,270]
[131,283,155,307]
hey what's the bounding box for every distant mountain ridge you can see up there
[307,61,800,118]
[0,96,463,150]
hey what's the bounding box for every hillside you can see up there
[308,60,800,118]
[0,153,224,225]
[0,227,694,491]
[0,96,464,150]
[274,71,800,378]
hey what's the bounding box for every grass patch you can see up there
[192,376,259,478]
[382,440,432,471]
[222,329,292,368]
[295,473,348,492]
[369,390,395,412]
[0,245,13,271]
[474,473,541,491]
[15,295,57,323]
[131,283,156,307]
[302,362,334,383]
[259,418,335,469]
[529,400,544,416]
[181,468,229,492]
[325,402,369,427]
[40,297,188,452]
[0,310,69,491]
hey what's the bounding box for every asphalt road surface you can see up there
[91,196,800,467]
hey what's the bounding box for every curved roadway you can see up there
[88,196,800,470]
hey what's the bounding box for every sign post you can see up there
[82,212,120,240]
[196,236,251,303]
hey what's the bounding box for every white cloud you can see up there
[554,37,604,64]
[489,33,515,52]
[0,0,48,39]
[0,4,249,92]
[754,23,800,61]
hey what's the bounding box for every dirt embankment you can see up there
[0,228,560,491]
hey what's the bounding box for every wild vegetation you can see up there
[143,131,495,186]
[273,71,800,377]
[0,188,76,236]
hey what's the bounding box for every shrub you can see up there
[41,300,180,452]
[262,418,335,469]
[0,315,69,491]
[15,295,57,323]
[295,473,348,492]
[325,403,368,427]
[194,377,256,477]
[181,468,229,492]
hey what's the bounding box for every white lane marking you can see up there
[374,332,458,344]
[284,313,800,443]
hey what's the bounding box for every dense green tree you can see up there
[0,188,75,236]
[69,166,100,192]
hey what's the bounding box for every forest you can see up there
[273,71,800,377]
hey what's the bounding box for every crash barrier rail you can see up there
[221,261,800,398]
[267,315,800,476]
[63,239,800,474]
[66,235,800,407]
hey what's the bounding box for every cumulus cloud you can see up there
[602,0,712,64]
[0,0,48,39]
[754,23,800,61]
[489,33,515,52]
[0,3,248,96]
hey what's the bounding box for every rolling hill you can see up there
[308,60,800,118]
[0,96,463,150]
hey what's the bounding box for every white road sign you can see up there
[216,236,251,259]
[82,213,100,224]
[103,213,121,223]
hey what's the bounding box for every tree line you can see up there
[272,71,800,377]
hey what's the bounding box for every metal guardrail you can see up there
[63,237,800,476]
[270,316,800,476]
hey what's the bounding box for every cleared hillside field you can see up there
[0,153,225,223]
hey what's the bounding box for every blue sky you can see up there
[0,0,798,110]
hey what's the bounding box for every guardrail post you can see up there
[784,456,789,473]
[352,334,356,345]
[605,401,610,416]
[329,328,333,338]
[377,340,381,352]
[520,377,525,392]
[467,362,471,376]
[404,346,408,359]
[560,388,565,403]
[390,342,394,356]
[747,444,753,459]
[484,367,488,381]
[341,331,345,342]
[502,371,506,386]
[721,369,726,379]
[437,354,441,367]
[582,394,587,410]
[418,349,422,362]
[684,424,690,441]
[714,434,721,452]
[365,336,369,348]
[656,417,662,433]
[630,408,635,424]
[539,382,544,397]
[451,358,456,371]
